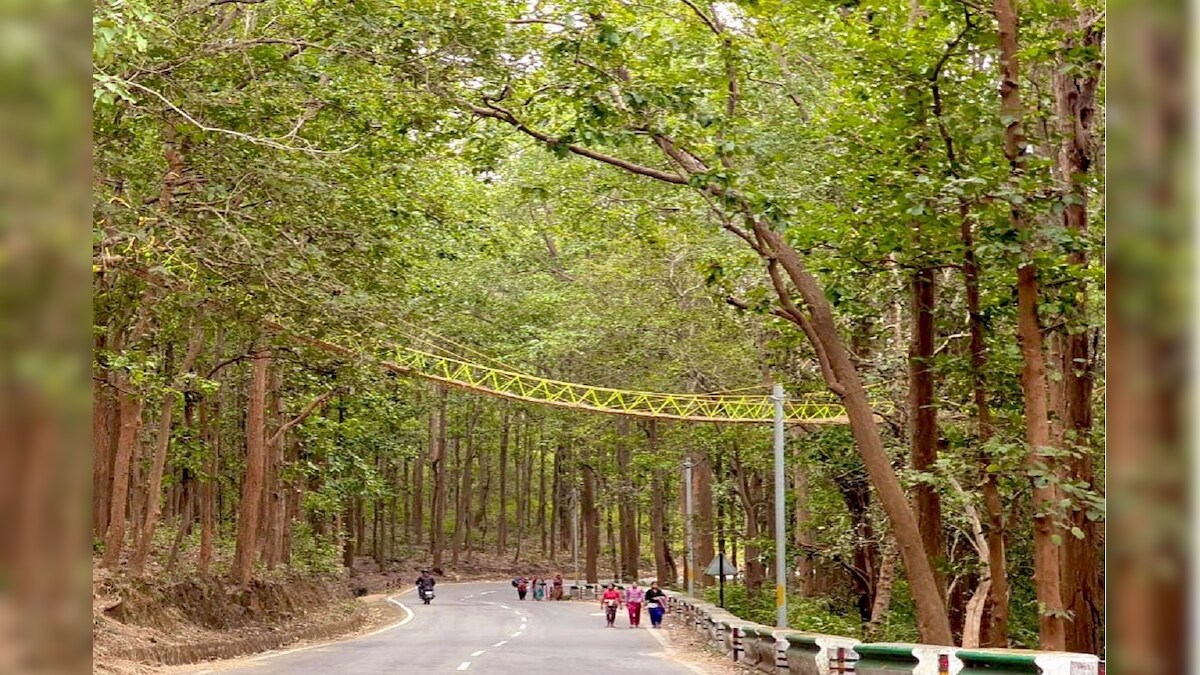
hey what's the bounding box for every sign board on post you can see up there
[705,553,738,577]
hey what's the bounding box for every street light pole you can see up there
[684,457,694,597]
[773,383,788,628]
[572,483,580,596]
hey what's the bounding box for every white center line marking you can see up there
[458,662,471,671]
[512,631,523,637]
[492,640,508,647]
[472,650,485,656]
[500,604,510,609]
[464,595,475,600]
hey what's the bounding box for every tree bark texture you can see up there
[232,349,270,585]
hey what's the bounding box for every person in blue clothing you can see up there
[644,582,667,628]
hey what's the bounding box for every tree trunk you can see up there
[648,422,672,585]
[1053,11,1103,655]
[539,437,548,557]
[233,349,270,585]
[498,410,509,554]
[992,0,1067,648]
[430,388,448,568]
[752,224,953,644]
[582,462,600,584]
[131,328,203,575]
[691,449,714,588]
[615,420,639,581]
[100,370,145,569]
[909,265,944,596]
[263,367,286,569]
[93,354,119,541]
[792,447,814,597]
[865,538,898,640]
[835,468,878,623]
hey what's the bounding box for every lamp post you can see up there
[773,383,788,628]
[684,457,694,597]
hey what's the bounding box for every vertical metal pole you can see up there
[716,451,725,608]
[684,457,695,596]
[572,483,580,595]
[773,383,788,628]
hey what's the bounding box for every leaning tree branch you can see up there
[266,389,339,447]
[465,103,689,184]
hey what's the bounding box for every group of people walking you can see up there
[600,581,667,629]
[512,573,565,601]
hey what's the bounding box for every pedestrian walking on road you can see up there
[551,573,564,600]
[601,584,622,628]
[534,577,547,601]
[645,582,667,628]
[516,576,529,600]
[625,581,645,628]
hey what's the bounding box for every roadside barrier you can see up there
[660,590,1101,675]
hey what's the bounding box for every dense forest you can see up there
[93,0,1104,655]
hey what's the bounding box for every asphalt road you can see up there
[188,581,700,675]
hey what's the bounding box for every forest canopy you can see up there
[93,0,1103,654]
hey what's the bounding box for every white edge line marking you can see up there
[492,640,508,647]
[472,650,485,656]
[458,662,471,670]
[248,594,413,662]
[646,623,711,675]
[512,631,523,637]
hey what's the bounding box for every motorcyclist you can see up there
[416,569,436,598]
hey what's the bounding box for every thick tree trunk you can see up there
[582,461,600,584]
[1053,12,1103,655]
[93,356,118,540]
[992,0,1067,649]
[752,224,952,644]
[100,370,145,569]
[233,349,270,585]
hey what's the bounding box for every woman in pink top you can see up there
[625,582,645,627]
[600,584,622,627]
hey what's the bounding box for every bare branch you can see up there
[112,77,360,156]
[678,0,722,34]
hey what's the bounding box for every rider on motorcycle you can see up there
[416,569,436,600]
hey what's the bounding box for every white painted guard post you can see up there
[772,383,788,628]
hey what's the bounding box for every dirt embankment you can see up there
[93,553,583,673]
[93,569,376,674]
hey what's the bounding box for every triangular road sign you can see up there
[704,553,738,577]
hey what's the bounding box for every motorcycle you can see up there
[419,586,435,605]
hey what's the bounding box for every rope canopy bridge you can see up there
[269,320,892,425]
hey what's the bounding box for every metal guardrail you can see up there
[662,590,1101,675]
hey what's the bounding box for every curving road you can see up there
[185,581,700,675]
